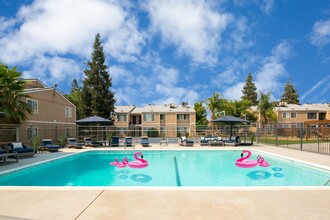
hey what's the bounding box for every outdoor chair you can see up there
[141,136,150,147]
[66,138,77,148]
[179,136,194,147]
[225,136,241,146]
[40,139,61,152]
[160,138,168,145]
[6,142,35,158]
[110,136,119,147]
[125,137,133,147]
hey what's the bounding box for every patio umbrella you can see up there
[75,115,112,125]
[211,115,249,138]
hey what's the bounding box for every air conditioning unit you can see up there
[170,103,175,108]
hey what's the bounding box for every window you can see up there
[307,112,317,119]
[177,126,189,133]
[177,114,190,120]
[290,112,297,118]
[27,127,38,140]
[160,126,166,134]
[142,126,155,135]
[65,127,71,137]
[26,99,38,114]
[282,124,288,128]
[117,114,127,122]
[143,114,154,122]
[160,114,166,120]
[65,107,72,117]
[282,112,289,119]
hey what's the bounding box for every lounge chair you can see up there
[208,137,225,146]
[225,136,241,146]
[110,136,119,147]
[141,136,150,147]
[125,137,133,147]
[0,148,18,163]
[199,137,209,146]
[66,138,77,148]
[179,136,194,147]
[6,142,35,158]
[84,137,101,147]
[160,138,168,145]
[40,139,61,152]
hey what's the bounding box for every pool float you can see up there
[127,152,149,169]
[257,155,270,167]
[110,157,128,168]
[235,150,258,168]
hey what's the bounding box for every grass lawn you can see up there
[258,137,328,145]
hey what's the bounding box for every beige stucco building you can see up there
[275,102,330,127]
[18,79,76,144]
[113,103,196,137]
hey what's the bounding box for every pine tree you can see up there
[81,33,116,118]
[241,73,258,106]
[280,80,300,104]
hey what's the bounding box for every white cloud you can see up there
[23,56,81,87]
[145,0,233,64]
[310,19,330,48]
[0,0,144,64]
[260,0,274,15]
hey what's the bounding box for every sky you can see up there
[0,0,329,107]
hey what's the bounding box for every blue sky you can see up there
[0,0,329,106]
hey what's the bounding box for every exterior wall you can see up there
[277,110,325,124]
[24,89,76,123]
[19,88,76,144]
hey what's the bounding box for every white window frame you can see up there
[282,124,288,128]
[177,114,190,120]
[142,126,156,135]
[27,127,38,140]
[290,112,297,118]
[26,98,38,114]
[282,112,289,119]
[117,114,127,122]
[65,107,72,118]
[307,112,317,120]
[143,114,154,122]
[177,126,189,133]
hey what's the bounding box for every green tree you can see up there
[241,73,258,105]
[280,80,300,104]
[194,102,208,126]
[225,99,258,122]
[81,33,116,118]
[0,64,32,124]
[64,79,83,119]
[257,91,277,126]
[205,92,224,120]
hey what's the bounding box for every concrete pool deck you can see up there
[0,145,330,220]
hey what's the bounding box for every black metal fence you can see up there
[257,122,330,155]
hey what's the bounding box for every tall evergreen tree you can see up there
[81,33,116,118]
[280,80,300,104]
[241,73,258,105]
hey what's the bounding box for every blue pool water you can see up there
[0,150,329,187]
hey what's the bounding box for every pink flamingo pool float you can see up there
[110,157,128,168]
[127,151,149,169]
[257,155,270,167]
[110,152,148,169]
[235,150,270,168]
[235,150,258,168]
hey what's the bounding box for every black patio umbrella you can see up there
[211,115,249,138]
[75,115,112,125]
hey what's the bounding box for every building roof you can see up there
[115,106,136,113]
[131,104,195,114]
[275,103,330,112]
[114,104,195,114]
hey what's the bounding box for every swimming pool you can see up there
[0,150,329,186]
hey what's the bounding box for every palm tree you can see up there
[0,64,31,124]
[205,92,221,120]
[257,91,277,127]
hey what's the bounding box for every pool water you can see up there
[0,150,329,186]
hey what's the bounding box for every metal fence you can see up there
[257,122,330,155]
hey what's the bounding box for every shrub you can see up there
[147,128,159,137]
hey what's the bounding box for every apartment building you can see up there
[113,103,196,137]
[275,102,330,127]
[18,79,76,143]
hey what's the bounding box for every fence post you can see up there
[256,122,259,144]
[16,125,19,142]
[275,123,278,147]
[300,122,303,151]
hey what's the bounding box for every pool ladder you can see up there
[324,179,330,186]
